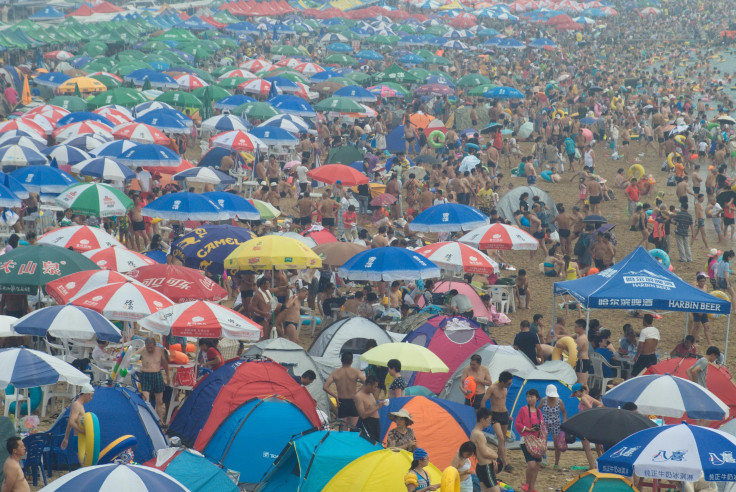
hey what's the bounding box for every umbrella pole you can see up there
[683,312,689,340]
[726,314,731,361]
[585,306,591,337]
[551,293,556,337]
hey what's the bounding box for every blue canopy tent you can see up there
[553,246,732,357]
[29,6,64,21]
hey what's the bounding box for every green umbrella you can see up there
[562,469,637,492]
[83,60,114,73]
[88,88,147,109]
[141,40,170,52]
[155,90,203,109]
[0,244,99,295]
[430,55,452,67]
[82,41,107,57]
[117,50,145,62]
[213,38,238,50]
[324,54,358,66]
[192,85,231,102]
[188,67,215,84]
[48,95,88,112]
[423,25,449,36]
[113,62,153,77]
[456,73,492,88]
[367,34,397,46]
[56,182,133,217]
[217,77,249,90]
[344,71,372,85]
[271,45,301,56]
[315,96,366,113]
[428,70,455,82]
[143,54,171,65]
[396,24,419,34]
[373,63,419,84]
[409,68,431,81]
[379,82,410,97]
[200,85,213,120]
[89,74,121,90]
[267,70,307,84]
[155,28,197,42]
[233,102,281,120]
[468,83,498,96]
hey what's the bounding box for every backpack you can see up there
[573,234,587,257]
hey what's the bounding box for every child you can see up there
[515,269,529,310]
[342,205,358,240]
[576,177,587,207]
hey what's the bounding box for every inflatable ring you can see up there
[464,142,480,152]
[429,130,445,149]
[441,466,461,492]
[6,385,42,415]
[627,164,645,180]
[97,435,137,465]
[552,336,578,368]
[708,290,730,320]
[552,109,566,119]
[666,152,680,169]
[169,350,188,365]
[649,248,670,268]
[78,412,101,468]
[731,181,736,193]
[541,170,553,182]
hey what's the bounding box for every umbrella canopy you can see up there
[84,247,158,273]
[45,270,134,304]
[12,305,121,342]
[70,281,174,322]
[38,463,189,491]
[126,264,227,303]
[307,164,369,186]
[0,145,47,167]
[173,167,235,185]
[42,145,92,166]
[562,470,637,492]
[113,122,170,145]
[201,191,260,220]
[201,115,250,133]
[338,247,440,282]
[483,86,525,99]
[56,182,133,217]
[360,343,449,373]
[409,203,489,232]
[560,407,657,448]
[10,166,77,194]
[414,242,498,274]
[38,225,122,252]
[117,143,181,167]
[139,301,261,340]
[224,236,322,271]
[458,223,539,250]
[142,192,228,222]
[315,96,366,113]
[312,242,368,267]
[209,130,267,152]
[0,244,99,294]
[0,347,90,389]
[72,157,136,181]
[170,225,255,275]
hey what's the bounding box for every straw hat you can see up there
[389,409,414,425]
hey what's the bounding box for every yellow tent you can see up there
[57,77,106,95]
[21,76,31,106]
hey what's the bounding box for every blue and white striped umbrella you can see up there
[260,114,311,134]
[267,95,316,118]
[309,70,341,83]
[0,130,46,146]
[0,172,29,199]
[598,423,736,483]
[33,72,71,88]
[200,114,251,133]
[134,101,174,118]
[124,69,179,89]
[0,347,89,389]
[63,134,111,152]
[248,126,298,147]
[39,463,189,491]
[409,203,490,233]
[173,167,235,185]
[11,165,78,194]
[338,246,440,282]
[320,33,348,43]
[214,95,256,110]
[333,85,378,103]
[0,183,21,208]
[264,76,299,93]
[12,305,121,342]
[602,374,729,420]
[117,144,181,167]
[72,157,136,181]
[0,136,46,152]
[0,144,47,167]
[42,145,92,166]
[202,191,260,220]
[57,111,115,128]
[89,139,139,158]
[142,192,229,221]
[135,112,189,134]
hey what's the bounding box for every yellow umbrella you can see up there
[360,343,449,373]
[224,235,322,271]
[21,76,31,106]
[57,77,107,95]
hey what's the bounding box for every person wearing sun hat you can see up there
[386,408,416,451]
[539,383,567,469]
[404,448,440,492]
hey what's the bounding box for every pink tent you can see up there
[417,280,510,325]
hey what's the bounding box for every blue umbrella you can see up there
[0,183,21,208]
[201,114,251,132]
[0,145,48,168]
[425,75,455,87]
[71,157,136,181]
[70,56,93,68]
[496,38,525,49]
[33,72,71,88]
[202,191,260,220]
[214,95,256,110]
[333,85,378,103]
[248,126,299,147]
[0,172,29,199]
[89,140,139,158]
[309,70,342,82]
[142,192,228,221]
[261,114,312,134]
[0,136,46,152]
[580,117,598,124]
[42,145,91,166]
[125,69,179,89]
[355,49,384,61]
[144,250,167,264]
[10,165,78,194]
[399,54,425,64]
[39,463,188,491]
[12,305,121,342]
[198,147,230,168]
[528,38,557,48]
[443,40,469,50]
[134,101,174,117]
[264,76,299,93]
[57,111,115,128]
[327,42,353,53]
[338,247,440,282]
[267,95,316,118]
[117,143,181,167]
[483,86,525,99]
[170,224,255,274]
[135,112,190,133]
[409,203,490,233]
[0,347,90,389]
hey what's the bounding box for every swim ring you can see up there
[429,130,445,149]
[627,164,645,179]
[649,248,671,268]
[441,466,460,492]
[78,412,101,467]
[552,336,578,368]
[97,435,137,465]
[5,385,42,415]
[708,290,730,319]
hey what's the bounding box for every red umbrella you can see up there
[126,264,227,303]
[46,270,134,304]
[83,246,157,273]
[370,193,397,207]
[71,281,174,321]
[458,223,539,250]
[306,164,368,186]
[139,300,261,339]
[301,226,338,245]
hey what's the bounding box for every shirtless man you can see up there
[61,384,95,451]
[323,352,365,428]
[2,438,28,492]
[418,188,434,211]
[129,195,148,252]
[572,319,590,385]
[553,317,568,339]
[705,166,718,200]
[458,354,492,409]
[254,157,267,183]
[318,192,339,234]
[471,408,501,492]
[252,277,279,340]
[280,287,307,343]
[525,211,546,259]
[135,337,169,422]
[586,176,603,215]
[404,123,417,155]
[692,193,709,249]
[632,314,660,376]
[592,233,615,271]
[480,371,513,472]
[551,205,572,255]
[371,225,389,248]
[354,375,388,442]
[296,193,314,228]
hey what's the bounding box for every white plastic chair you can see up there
[40,384,77,418]
[590,352,622,395]
[43,339,75,364]
[489,287,510,314]
[3,390,29,419]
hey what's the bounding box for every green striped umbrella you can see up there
[55,183,133,217]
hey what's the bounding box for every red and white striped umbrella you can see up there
[238,78,272,97]
[88,71,123,83]
[93,107,132,126]
[22,114,54,135]
[240,58,273,73]
[218,68,256,80]
[45,270,135,304]
[139,301,261,339]
[275,57,302,68]
[209,130,267,152]
[44,50,74,61]
[38,225,123,252]
[175,74,207,91]
[83,247,158,273]
[458,223,539,250]
[0,119,46,138]
[26,105,70,124]
[293,82,316,101]
[126,264,227,303]
[52,121,113,141]
[415,241,499,274]
[294,62,325,75]
[71,281,174,321]
[113,122,170,145]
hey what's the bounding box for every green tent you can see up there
[326,145,365,165]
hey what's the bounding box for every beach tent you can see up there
[554,247,732,356]
[308,317,394,362]
[495,185,557,223]
[49,386,166,465]
[386,124,421,153]
[243,338,330,414]
[439,344,577,403]
[417,280,511,325]
[143,447,238,492]
[502,376,579,439]
[167,359,320,449]
[202,396,314,488]
[401,315,492,394]
[29,6,64,21]
[379,396,475,469]
[325,145,364,164]
[256,429,382,492]
[0,417,15,483]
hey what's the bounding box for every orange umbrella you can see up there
[409,112,433,130]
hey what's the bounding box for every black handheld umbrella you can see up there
[480,122,503,134]
[560,407,657,448]
[582,215,607,224]
[716,190,736,208]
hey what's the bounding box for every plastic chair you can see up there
[3,388,29,419]
[489,287,510,314]
[43,339,75,364]
[44,433,73,478]
[590,352,622,395]
[22,433,50,486]
[89,362,111,383]
[40,384,76,418]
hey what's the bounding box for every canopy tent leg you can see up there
[551,294,556,337]
[585,306,591,336]
[684,312,689,340]
[726,314,731,361]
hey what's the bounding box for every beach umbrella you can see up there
[139,300,260,340]
[410,203,489,232]
[173,167,235,185]
[301,226,338,245]
[560,407,657,448]
[72,157,136,181]
[272,232,316,249]
[89,140,139,158]
[333,85,377,103]
[307,163,369,186]
[238,78,272,97]
[338,246,440,282]
[112,122,170,145]
[175,74,207,91]
[48,95,88,112]
[249,199,280,219]
[155,91,203,110]
[234,101,281,120]
[12,305,121,342]
[56,182,133,217]
[0,184,20,208]
[201,191,260,220]
[414,84,454,96]
[315,96,366,113]
[219,68,257,80]
[27,105,70,122]
[0,244,99,295]
[294,62,324,76]
[193,85,231,103]
[135,111,190,134]
[224,236,322,271]
[267,95,316,117]
[0,347,89,389]
[456,74,492,88]
[248,126,298,147]
[38,463,189,491]
[415,242,498,274]
[127,264,227,303]
[142,192,228,221]
[240,58,273,73]
[367,84,404,98]
[57,111,114,128]
[0,136,45,152]
[10,165,77,194]
[134,101,174,117]
[42,145,92,166]
[209,130,267,152]
[598,423,736,482]
[200,115,250,133]
[602,374,729,420]
[562,470,637,492]
[0,131,46,148]
[260,114,311,134]
[458,223,539,250]
[33,72,71,88]
[84,247,158,273]
[37,225,122,252]
[170,225,255,275]
[70,281,174,322]
[64,134,111,152]
[0,119,46,139]
[0,173,29,200]
[117,143,181,167]
[88,88,148,109]
[483,86,525,99]
[361,343,448,373]
[53,121,113,142]
[56,77,107,95]
[214,94,255,110]
[312,242,368,267]
[0,145,46,168]
[45,270,134,304]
